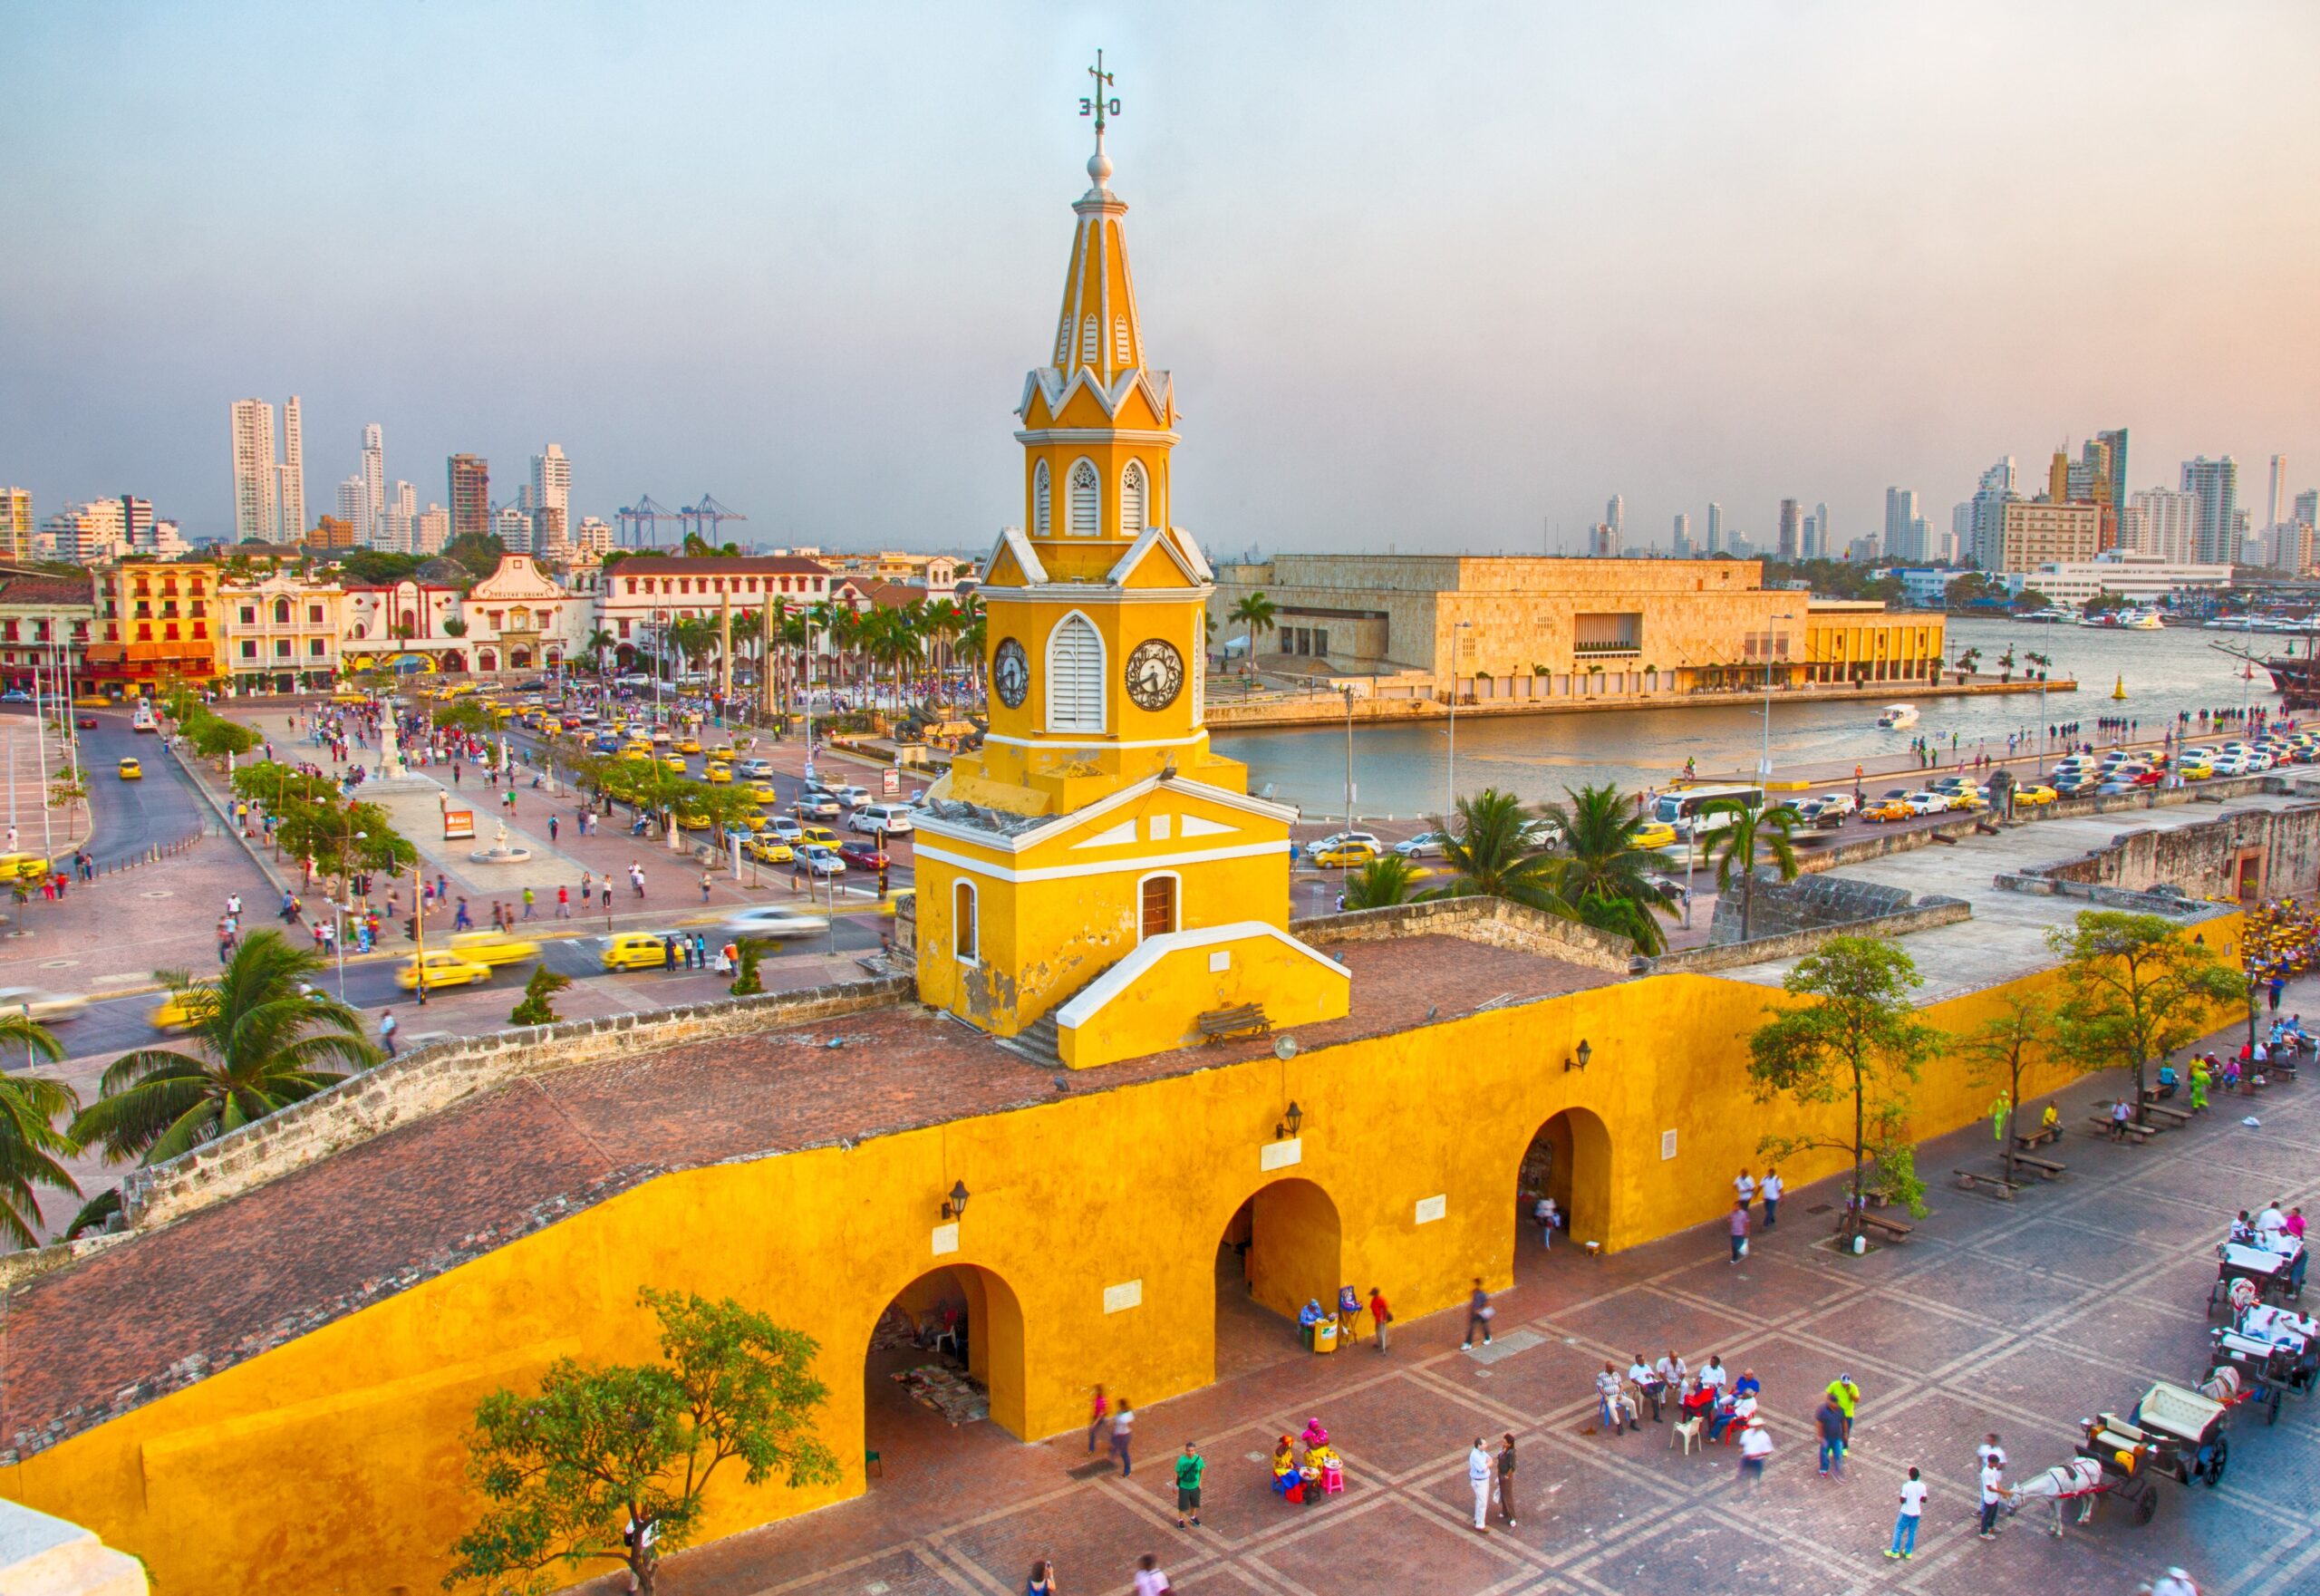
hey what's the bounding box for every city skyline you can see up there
[5,4,2317,553]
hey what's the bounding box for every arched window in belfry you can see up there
[1068,459,1099,538]
[1032,461,1051,538]
[1080,314,1099,364]
[1046,613,1105,733]
[1114,315,1133,366]
[1120,462,1148,538]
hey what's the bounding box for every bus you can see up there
[1651,783,1764,837]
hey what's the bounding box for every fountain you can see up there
[468,818,533,865]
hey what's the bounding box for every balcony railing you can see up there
[1571,639,1641,656]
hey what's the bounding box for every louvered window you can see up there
[1114,315,1132,365]
[1068,459,1099,537]
[1121,462,1147,537]
[1080,314,1099,363]
[1032,461,1051,537]
[1047,613,1104,732]
[1057,317,1072,365]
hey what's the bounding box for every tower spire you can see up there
[1080,48,1119,191]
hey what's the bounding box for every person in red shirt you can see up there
[1368,1286,1392,1352]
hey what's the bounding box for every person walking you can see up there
[1735,1167,1757,1214]
[1814,1394,1846,1476]
[1728,1199,1750,1263]
[1461,1278,1494,1349]
[1759,1168,1782,1229]
[701,869,713,903]
[1886,1465,1927,1559]
[548,814,559,845]
[1977,1452,2006,1539]
[1109,1398,1135,1477]
[1172,1442,1204,1529]
[556,885,570,918]
[453,896,473,932]
[379,1009,399,1059]
[1533,1193,1558,1249]
[1495,1432,1519,1527]
[1737,1415,1773,1488]
[1825,1373,1861,1446]
[1086,1385,1107,1452]
[521,886,536,921]
[1130,1553,1168,1596]
[1465,1438,1493,1532]
[1368,1285,1392,1352]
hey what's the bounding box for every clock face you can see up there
[1126,638,1185,711]
[992,638,1030,708]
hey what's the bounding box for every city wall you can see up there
[3,941,2238,1596]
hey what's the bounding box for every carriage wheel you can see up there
[2207,1436,2229,1485]
[2133,1485,2158,1524]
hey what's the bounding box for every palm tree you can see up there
[1228,593,1278,673]
[69,932,381,1170]
[583,628,614,681]
[0,1016,76,1249]
[1344,854,1421,909]
[1534,782,1675,954]
[1703,801,1802,943]
[1423,788,1561,913]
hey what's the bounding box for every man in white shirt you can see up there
[1887,1466,1928,1559]
[1628,1355,1662,1421]
[1737,1416,1773,1487]
[2258,1202,2286,1240]
[1735,1169,1757,1210]
[1133,1554,1171,1596]
[1978,1457,2006,1538]
[1698,1356,1727,1394]
[2151,1569,2200,1596]
[1760,1168,1783,1229]
[1466,1439,1494,1531]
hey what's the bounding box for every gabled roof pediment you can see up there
[1016,364,1174,427]
[983,527,1049,588]
[1107,523,1206,588]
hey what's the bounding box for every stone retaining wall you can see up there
[1292,895,1638,972]
[1706,873,1916,944]
[118,973,914,1232]
[1992,796,2320,906]
[1651,898,1974,975]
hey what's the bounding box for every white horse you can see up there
[2007,1457,2106,1536]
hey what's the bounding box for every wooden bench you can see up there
[1858,1212,1915,1242]
[2141,1101,2194,1127]
[2089,1115,2159,1142]
[1955,1168,2020,1200]
[1194,1003,1271,1045]
[2009,1153,2068,1181]
[2016,1124,2064,1150]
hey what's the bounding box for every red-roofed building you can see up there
[599,554,834,664]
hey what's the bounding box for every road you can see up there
[68,708,209,869]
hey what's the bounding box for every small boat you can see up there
[1876,703,1919,730]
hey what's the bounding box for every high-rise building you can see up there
[2267,519,2312,575]
[1845,533,1880,563]
[309,515,356,551]
[1670,512,1691,557]
[1951,502,1970,551]
[2180,456,2239,565]
[0,488,30,561]
[1585,521,1619,558]
[360,425,385,545]
[1883,488,1920,561]
[2296,489,2319,530]
[417,504,450,555]
[229,399,278,543]
[2268,455,2288,529]
[120,495,154,550]
[1812,501,1831,559]
[1969,457,2019,569]
[575,516,615,555]
[448,455,489,542]
[495,504,533,553]
[1706,502,1723,555]
[1910,516,1930,557]
[2095,428,2130,510]
[280,396,305,542]
[2122,488,2199,563]
[336,476,365,533]
[1605,494,1623,535]
[1776,498,1801,561]
[2045,449,2071,503]
[1997,500,2101,572]
[532,445,571,540]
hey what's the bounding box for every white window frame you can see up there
[1068,457,1100,537]
[1120,460,1147,539]
[1135,870,1181,943]
[1032,460,1051,538]
[953,878,979,966]
[1045,609,1107,734]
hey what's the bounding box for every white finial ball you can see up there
[1088,148,1114,188]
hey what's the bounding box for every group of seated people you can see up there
[1591,1352,1760,1443]
[2228,1200,2309,1294]
[1270,1418,1342,1503]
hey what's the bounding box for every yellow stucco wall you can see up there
[1057,926,1350,1068]
[4,950,2228,1595]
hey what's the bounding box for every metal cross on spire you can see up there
[1080,48,1120,141]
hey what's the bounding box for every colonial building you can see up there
[0,575,96,693]
[341,576,467,674]
[597,554,835,664]
[220,573,344,693]
[459,554,584,674]
[82,560,223,695]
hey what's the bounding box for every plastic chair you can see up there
[1671,1417,1702,1455]
[1321,1463,1344,1494]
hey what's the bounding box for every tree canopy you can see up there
[2047,910,2240,1121]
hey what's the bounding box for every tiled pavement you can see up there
[610,1036,2316,1596]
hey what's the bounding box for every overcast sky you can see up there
[6,2,2318,553]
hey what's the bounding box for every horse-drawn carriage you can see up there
[2207,1242,2301,1318]
[2209,1302,2319,1425]
[2016,1384,2230,1533]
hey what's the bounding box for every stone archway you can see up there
[1513,1107,1614,1262]
[860,1262,1029,1455]
[1212,1175,1344,1379]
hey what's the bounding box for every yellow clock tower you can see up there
[914,69,1350,1065]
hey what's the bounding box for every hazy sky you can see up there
[6,3,2319,553]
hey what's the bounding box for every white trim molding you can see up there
[980,730,1209,752]
[1056,921,1352,1031]
[914,837,1288,885]
[912,770,1299,854]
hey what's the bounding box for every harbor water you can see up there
[1211,616,2285,819]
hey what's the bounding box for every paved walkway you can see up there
[603,1021,2317,1596]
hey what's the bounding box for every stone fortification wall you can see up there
[2003,800,2320,904]
[1653,898,1975,975]
[1706,873,1926,944]
[1292,895,1637,972]
[118,975,913,1233]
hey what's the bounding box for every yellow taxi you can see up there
[1308,833,1382,868]
[660,754,688,773]
[2016,784,2059,807]
[445,931,542,967]
[602,931,678,972]
[723,811,770,834]
[676,738,701,755]
[397,950,495,991]
[1630,820,1678,850]
[0,852,53,883]
[618,745,653,763]
[744,837,796,866]
[747,781,779,806]
[796,823,842,849]
[330,690,369,705]
[1863,798,1913,823]
[118,757,143,780]
[702,763,734,784]
[148,991,212,1032]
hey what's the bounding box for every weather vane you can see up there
[1080,49,1120,139]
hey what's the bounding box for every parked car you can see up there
[1904,791,1950,816]
[850,802,914,835]
[735,758,775,779]
[837,839,888,872]
[1393,831,1451,859]
[1862,798,1912,823]
[2015,784,2059,806]
[1307,832,1383,868]
[793,789,842,819]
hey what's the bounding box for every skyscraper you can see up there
[2180,456,2239,565]
[1670,512,1691,557]
[359,425,384,546]
[532,445,571,535]
[2297,489,2319,530]
[120,494,153,550]
[2269,455,2289,529]
[1776,498,1801,561]
[337,477,365,534]
[1605,494,1623,536]
[0,487,30,561]
[1706,502,1723,555]
[2095,428,2130,510]
[1812,500,1831,560]
[1969,458,2019,570]
[230,399,277,543]
[1885,488,1921,561]
[279,395,305,542]
[448,454,489,542]
[417,504,450,555]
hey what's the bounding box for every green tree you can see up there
[68,931,380,1167]
[510,965,572,1027]
[1533,782,1674,954]
[2047,910,2241,1125]
[440,616,470,640]
[1227,592,1277,670]
[1703,801,1802,943]
[728,938,768,997]
[1957,992,2049,1185]
[584,628,616,679]
[0,1015,76,1248]
[441,533,506,580]
[46,769,87,832]
[447,1288,839,1596]
[1343,853,1420,909]
[186,711,260,759]
[1748,936,1939,1238]
[1424,788,1561,913]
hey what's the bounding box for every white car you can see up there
[734,758,775,779]
[715,906,825,943]
[849,802,914,835]
[1904,791,1950,816]
[0,986,87,1023]
[828,784,873,808]
[1393,831,1451,859]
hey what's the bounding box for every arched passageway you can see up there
[860,1263,1030,1481]
[1513,1107,1613,1278]
[1213,1176,1343,1380]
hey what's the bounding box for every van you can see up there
[850,802,914,836]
